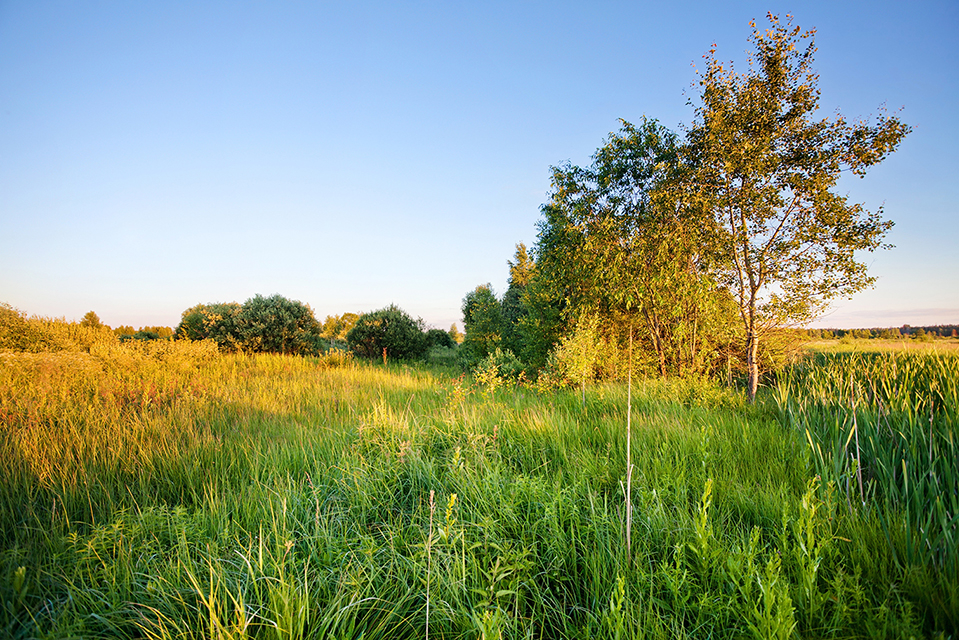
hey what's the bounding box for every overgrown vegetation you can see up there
[461,15,910,400]
[0,13,947,639]
[1,335,955,638]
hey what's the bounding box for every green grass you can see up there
[0,341,955,638]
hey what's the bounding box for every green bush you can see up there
[174,295,324,355]
[425,328,455,349]
[346,305,427,361]
[237,294,324,355]
[175,302,244,351]
[461,285,504,365]
[473,347,525,392]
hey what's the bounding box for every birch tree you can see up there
[687,13,910,400]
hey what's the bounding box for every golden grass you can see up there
[804,337,959,353]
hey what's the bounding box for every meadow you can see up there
[0,340,956,638]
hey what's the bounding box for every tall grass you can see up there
[0,341,952,637]
[772,349,959,630]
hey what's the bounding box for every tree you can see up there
[461,284,504,364]
[501,243,535,356]
[238,294,323,355]
[687,14,910,400]
[448,323,464,344]
[175,302,244,350]
[346,305,427,360]
[322,312,360,343]
[114,325,136,338]
[533,118,727,378]
[175,295,323,355]
[425,328,455,349]
[80,311,104,329]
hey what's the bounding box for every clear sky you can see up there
[1,1,956,331]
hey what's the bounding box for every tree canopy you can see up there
[346,305,428,361]
[174,295,323,355]
[466,14,908,397]
[686,13,910,398]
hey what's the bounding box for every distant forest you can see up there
[807,325,959,339]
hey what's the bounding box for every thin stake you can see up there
[427,489,435,640]
[627,324,633,563]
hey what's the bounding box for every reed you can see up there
[772,349,959,629]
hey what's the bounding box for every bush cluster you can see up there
[175,294,324,356]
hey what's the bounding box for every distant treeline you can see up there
[0,298,464,363]
[807,325,958,339]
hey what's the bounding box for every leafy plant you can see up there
[346,305,428,361]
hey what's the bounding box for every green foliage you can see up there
[425,328,455,350]
[321,312,360,342]
[237,294,324,355]
[536,313,608,392]
[175,296,323,355]
[530,118,737,380]
[346,305,427,361]
[175,302,244,351]
[501,244,534,357]
[514,270,565,373]
[461,285,504,365]
[472,347,524,393]
[687,14,910,399]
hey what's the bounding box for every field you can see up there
[804,338,959,353]
[0,341,956,638]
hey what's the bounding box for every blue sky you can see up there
[1,1,956,331]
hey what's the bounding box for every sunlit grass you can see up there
[0,341,954,637]
[805,337,959,353]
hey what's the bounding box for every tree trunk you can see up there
[746,329,759,402]
[642,308,668,378]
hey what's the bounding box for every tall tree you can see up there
[534,118,720,377]
[461,284,504,364]
[501,243,535,356]
[687,14,910,399]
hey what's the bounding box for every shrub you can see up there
[473,347,524,393]
[461,285,504,365]
[175,302,244,351]
[237,294,324,355]
[347,305,427,361]
[425,328,455,349]
[0,303,44,352]
[174,295,324,355]
[1,304,118,353]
